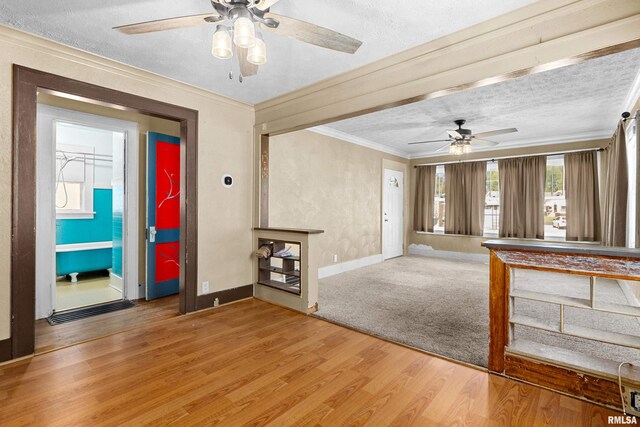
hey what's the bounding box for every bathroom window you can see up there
[55,182,83,211]
[55,134,95,219]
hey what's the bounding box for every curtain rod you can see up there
[413,147,603,167]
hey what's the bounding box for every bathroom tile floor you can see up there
[55,276,122,312]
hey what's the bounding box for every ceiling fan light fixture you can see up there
[449,141,472,156]
[211,25,233,59]
[247,34,267,65]
[233,16,256,48]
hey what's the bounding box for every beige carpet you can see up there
[315,255,640,368]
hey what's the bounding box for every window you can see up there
[484,162,499,235]
[55,182,83,210]
[544,155,566,239]
[434,165,445,233]
[55,135,95,219]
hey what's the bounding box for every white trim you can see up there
[35,105,139,318]
[307,125,609,161]
[318,254,383,279]
[308,126,409,158]
[56,211,96,220]
[622,66,640,114]
[56,241,113,252]
[409,131,609,159]
[408,244,490,263]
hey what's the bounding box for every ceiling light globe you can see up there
[247,36,267,65]
[234,17,256,48]
[211,27,232,60]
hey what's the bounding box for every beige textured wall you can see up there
[408,139,608,254]
[38,93,181,285]
[0,26,255,340]
[269,130,409,268]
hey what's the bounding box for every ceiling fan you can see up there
[408,119,517,155]
[113,0,363,81]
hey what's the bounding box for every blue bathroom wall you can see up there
[56,188,114,244]
[112,183,123,277]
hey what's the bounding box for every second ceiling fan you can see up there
[114,0,363,81]
[408,119,517,155]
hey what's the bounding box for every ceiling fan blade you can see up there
[264,13,362,54]
[473,128,518,139]
[446,130,462,139]
[255,0,282,11]
[238,47,258,77]
[471,138,499,147]
[114,13,223,35]
[435,142,452,153]
[408,139,451,145]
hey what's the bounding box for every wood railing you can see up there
[484,240,640,411]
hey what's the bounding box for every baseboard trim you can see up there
[408,244,489,263]
[0,338,11,363]
[196,284,253,310]
[318,254,383,279]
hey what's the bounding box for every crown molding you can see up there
[408,131,611,159]
[0,24,254,111]
[307,126,409,159]
[623,66,640,114]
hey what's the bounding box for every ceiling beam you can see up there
[255,0,640,136]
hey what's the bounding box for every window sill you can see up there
[414,230,585,244]
[56,211,96,220]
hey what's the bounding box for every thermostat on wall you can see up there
[222,174,233,188]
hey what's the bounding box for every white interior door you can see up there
[383,168,404,260]
[35,105,140,318]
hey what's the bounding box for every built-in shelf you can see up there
[259,266,300,277]
[270,255,300,261]
[257,237,302,296]
[507,339,640,383]
[510,314,640,349]
[512,289,640,317]
[258,279,301,295]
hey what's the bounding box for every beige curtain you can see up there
[444,161,486,236]
[413,166,436,232]
[636,111,640,248]
[601,120,628,247]
[565,151,600,242]
[498,156,546,239]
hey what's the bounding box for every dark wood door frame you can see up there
[11,65,198,359]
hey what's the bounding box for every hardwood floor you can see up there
[35,294,180,353]
[3,298,620,426]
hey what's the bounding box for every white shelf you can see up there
[511,315,640,349]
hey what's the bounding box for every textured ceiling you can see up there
[316,47,640,158]
[0,0,538,104]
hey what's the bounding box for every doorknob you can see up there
[149,226,157,243]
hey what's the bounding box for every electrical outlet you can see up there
[333,254,338,263]
[202,281,209,294]
[213,297,220,307]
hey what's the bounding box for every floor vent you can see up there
[47,300,136,325]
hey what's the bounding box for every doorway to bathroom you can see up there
[33,93,184,353]
[36,103,139,319]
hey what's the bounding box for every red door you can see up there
[146,132,180,300]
